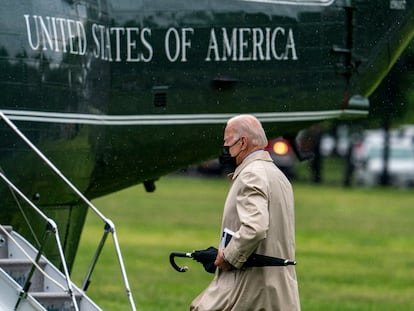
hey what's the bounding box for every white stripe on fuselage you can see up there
[1,109,367,125]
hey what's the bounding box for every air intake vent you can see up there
[152,86,169,107]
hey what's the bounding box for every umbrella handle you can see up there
[169,252,192,272]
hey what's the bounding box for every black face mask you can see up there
[220,145,237,172]
[219,139,240,172]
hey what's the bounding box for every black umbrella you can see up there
[169,246,296,274]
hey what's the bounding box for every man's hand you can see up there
[214,248,234,271]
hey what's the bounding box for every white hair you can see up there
[227,114,268,148]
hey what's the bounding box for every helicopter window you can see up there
[239,0,334,6]
[109,0,143,10]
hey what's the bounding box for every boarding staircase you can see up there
[0,111,137,310]
[0,225,101,311]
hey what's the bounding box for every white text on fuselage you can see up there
[24,15,298,62]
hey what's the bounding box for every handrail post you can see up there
[109,220,137,311]
[82,223,111,291]
[14,223,53,310]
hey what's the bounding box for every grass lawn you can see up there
[71,174,414,310]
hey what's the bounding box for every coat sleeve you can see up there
[224,169,270,269]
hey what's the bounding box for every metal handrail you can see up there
[0,174,79,311]
[0,111,136,311]
[0,225,67,293]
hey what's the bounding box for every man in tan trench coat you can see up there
[190,115,301,311]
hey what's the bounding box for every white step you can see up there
[0,258,47,292]
[0,226,102,310]
[0,268,47,310]
[31,291,83,311]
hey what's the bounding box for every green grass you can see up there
[71,175,414,310]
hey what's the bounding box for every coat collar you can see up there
[228,150,273,181]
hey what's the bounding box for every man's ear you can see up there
[241,136,247,149]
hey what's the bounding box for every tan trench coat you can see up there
[190,151,300,311]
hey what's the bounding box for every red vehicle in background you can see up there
[265,137,296,179]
